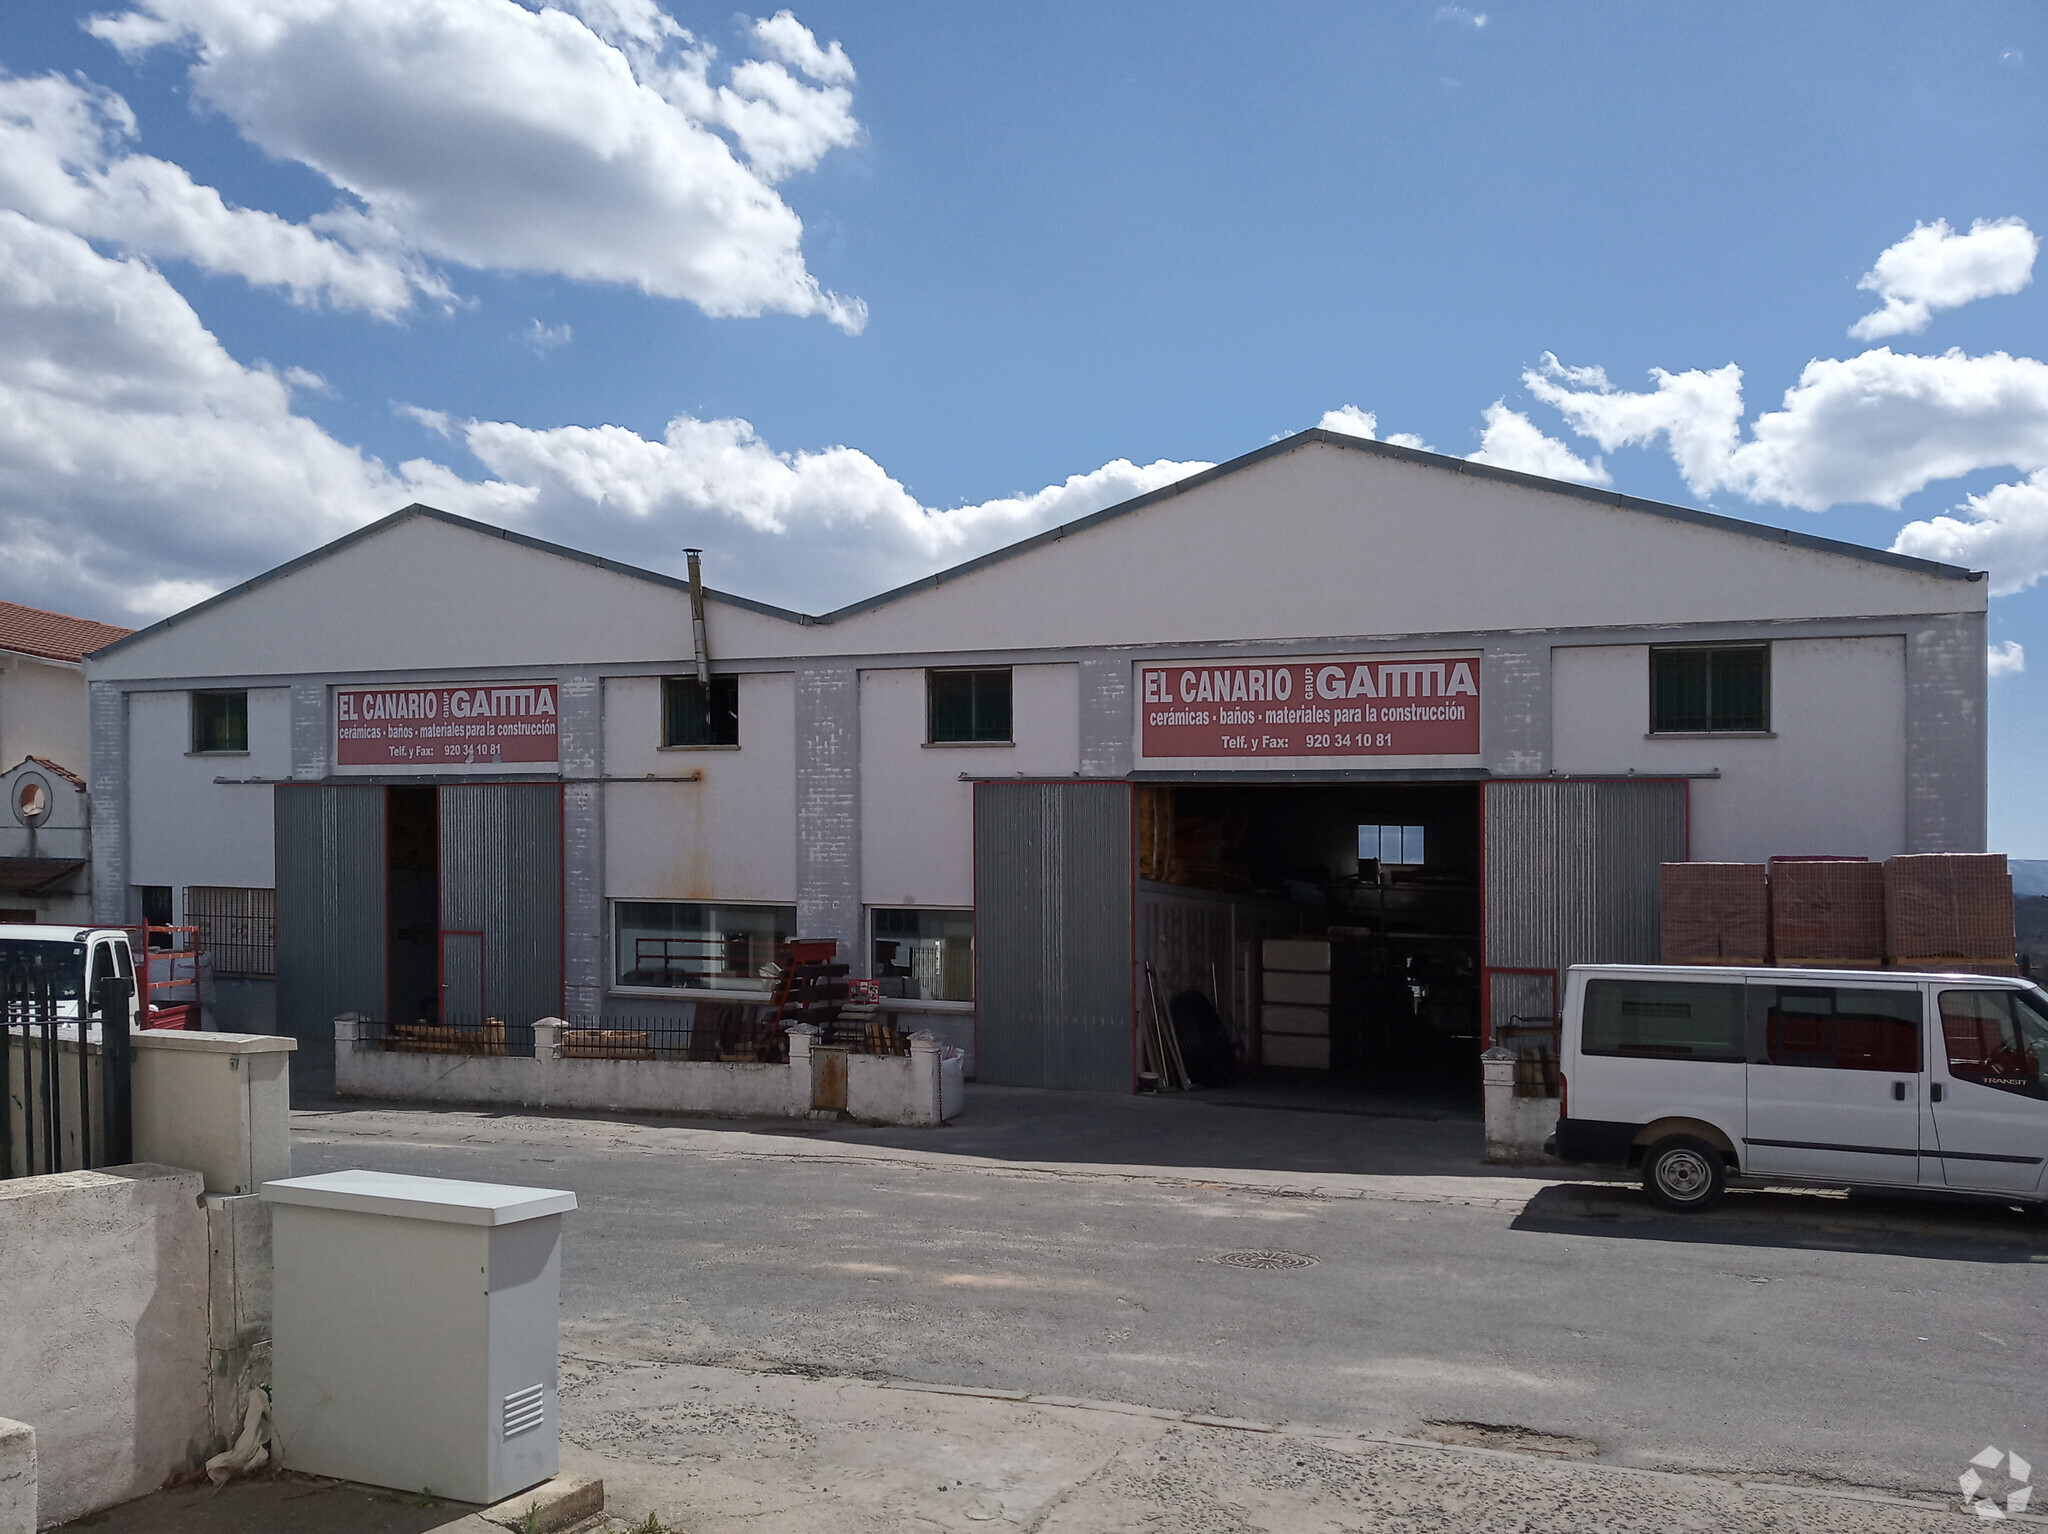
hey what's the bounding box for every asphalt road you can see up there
[291,1088,2048,1503]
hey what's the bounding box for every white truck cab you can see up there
[0,925,143,1031]
[1553,963,2047,1212]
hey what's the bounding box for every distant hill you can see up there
[2012,860,2048,898]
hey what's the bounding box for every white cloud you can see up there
[0,71,438,316]
[1850,218,2038,340]
[88,0,867,331]
[1524,347,2048,511]
[522,319,573,353]
[1466,401,1609,485]
[1892,470,2048,595]
[1316,405,1433,452]
[751,9,855,86]
[0,209,1204,621]
[1988,639,2026,676]
[1434,6,1489,29]
[1318,405,1379,438]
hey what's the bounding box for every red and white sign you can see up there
[335,682,560,770]
[1137,654,1481,762]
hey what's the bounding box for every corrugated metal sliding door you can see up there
[1482,779,1688,1041]
[439,784,562,1035]
[974,781,1135,1091]
[274,784,387,1071]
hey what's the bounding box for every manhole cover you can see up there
[1212,1249,1320,1270]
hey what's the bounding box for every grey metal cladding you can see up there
[88,681,127,924]
[440,783,563,1028]
[1481,643,1549,776]
[556,670,604,1015]
[274,784,386,1049]
[795,665,860,955]
[1483,778,1687,976]
[1904,613,1987,853]
[974,781,1133,1091]
[1079,656,1133,778]
[289,682,329,780]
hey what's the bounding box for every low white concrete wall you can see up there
[0,1166,211,1527]
[0,1419,32,1534]
[1481,1049,1559,1165]
[333,1017,959,1125]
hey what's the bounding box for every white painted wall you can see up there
[602,671,797,914]
[128,688,289,903]
[1551,636,1908,862]
[0,654,87,772]
[860,663,1080,910]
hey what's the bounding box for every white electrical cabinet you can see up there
[262,1170,577,1505]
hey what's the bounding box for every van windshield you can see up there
[0,940,88,1008]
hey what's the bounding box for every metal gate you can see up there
[275,784,387,1079]
[438,784,562,1040]
[974,781,1135,1091]
[1481,778,1688,1043]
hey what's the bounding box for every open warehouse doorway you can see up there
[973,776,1687,1105]
[276,781,563,1089]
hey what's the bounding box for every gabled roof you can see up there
[88,428,1983,661]
[17,757,87,793]
[0,599,133,663]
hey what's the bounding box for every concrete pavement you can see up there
[283,1086,2046,1516]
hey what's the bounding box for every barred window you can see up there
[186,886,276,978]
[1650,646,1769,734]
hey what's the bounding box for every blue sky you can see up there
[2,2,2045,845]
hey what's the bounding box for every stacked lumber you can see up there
[389,1018,508,1055]
[1659,863,1769,964]
[561,1028,654,1059]
[1884,853,2018,975]
[1769,858,1885,967]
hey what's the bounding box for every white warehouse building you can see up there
[83,430,1988,1095]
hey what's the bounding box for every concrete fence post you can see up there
[333,1013,359,1096]
[532,1019,565,1110]
[908,1031,943,1127]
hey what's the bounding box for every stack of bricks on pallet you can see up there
[1262,938,1331,1070]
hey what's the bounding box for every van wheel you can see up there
[1642,1137,1726,1213]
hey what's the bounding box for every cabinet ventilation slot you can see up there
[503,1383,546,1439]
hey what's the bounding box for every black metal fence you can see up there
[347,1007,915,1062]
[2,962,132,1181]
[350,1016,537,1058]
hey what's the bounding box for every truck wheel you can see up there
[1642,1136,1726,1213]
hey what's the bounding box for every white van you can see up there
[1552,964,2048,1213]
[0,925,143,1032]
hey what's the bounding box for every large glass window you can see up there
[928,668,1012,743]
[1359,824,1426,866]
[1582,978,1745,1060]
[191,689,248,753]
[613,901,795,992]
[662,675,739,747]
[871,908,974,1002]
[1650,646,1769,734]
[1939,988,2048,1099]
[1752,985,1922,1072]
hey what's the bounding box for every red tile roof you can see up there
[26,756,87,792]
[0,600,133,663]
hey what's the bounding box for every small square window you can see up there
[1650,646,1769,733]
[191,690,247,753]
[662,675,739,746]
[1359,824,1426,867]
[928,668,1012,743]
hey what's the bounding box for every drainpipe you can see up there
[685,549,711,688]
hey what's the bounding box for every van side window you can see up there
[1582,979,1744,1060]
[1939,989,2048,1099]
[1753,986,1921,1072]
